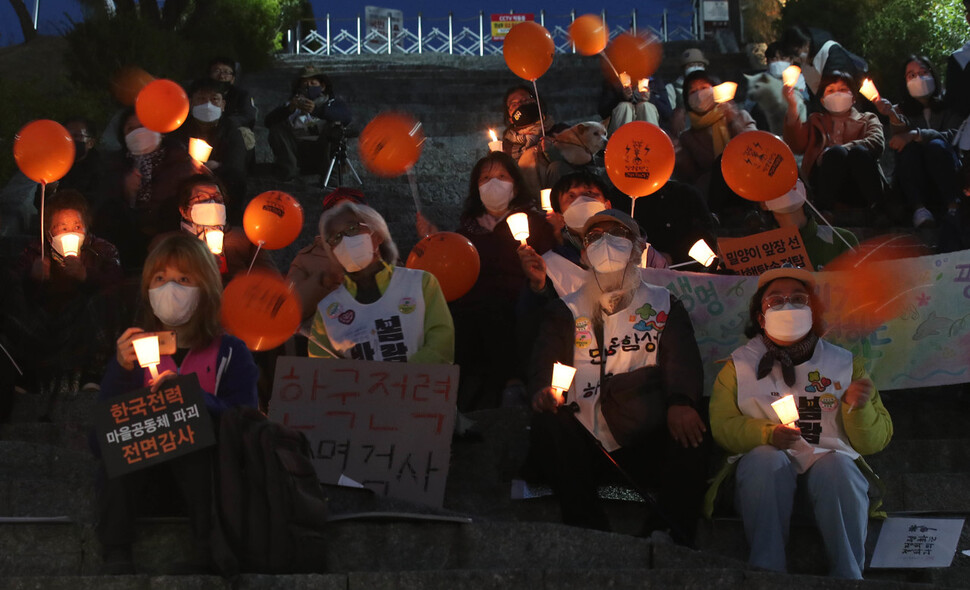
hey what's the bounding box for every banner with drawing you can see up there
[643,249,970,393]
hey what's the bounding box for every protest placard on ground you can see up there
[870,517,965,568]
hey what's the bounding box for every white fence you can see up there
[283,8,701,57]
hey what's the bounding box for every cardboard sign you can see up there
[491,13,533,42]
[870,517,965,568]
[269,357,459,508]
[95,374,216,478]
[718,226,814,276]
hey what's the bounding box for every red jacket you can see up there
[784,108,884,178]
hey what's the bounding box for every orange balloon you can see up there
[406,232,481,302]
[358,112,425,177]
[604,121,675,197]
[13,120,75,184]
[111,66,155,106]
[503,21,555,81]
[569,14,608,56]
[720,130,799,202]
[601,32,663,86]
[243,191,305,250]
[221,271,302,351]
[135,79,190,133]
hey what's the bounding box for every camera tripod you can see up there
[323,125,362,188]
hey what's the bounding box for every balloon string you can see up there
[247,242,263,274]
[600,53,621,80]
[804,199,857,253]
[532,79,546,139]
[407,166,422,215]
[630,195,636,218]
[307,334,341,359]
[0,340,23,376]
[39,181,46,265]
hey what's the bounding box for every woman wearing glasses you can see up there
[705,266,892,579]
[307,202,454,364]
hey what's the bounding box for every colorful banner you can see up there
[644,249,970,393]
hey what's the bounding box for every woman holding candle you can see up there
[96,233,258,574]
[783,70,887,219]
[705,265,892,579]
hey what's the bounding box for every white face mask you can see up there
[149,281,200,327]
[563,196,607,231]
[191,102,223,123]
[821,91,854,114]
[125,127,162,155]
[50,232,85,258]
[190,202,226,226]
[688,87,715,113]
[586,234,634,274]
[684,65,705,76]
[763,305,813,343]
[479,177,515,213]
[767,61,790,78]
[332,233,375,272]
[906,75,935,99]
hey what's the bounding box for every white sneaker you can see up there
[913,207,935,228]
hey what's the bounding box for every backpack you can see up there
[211,406,329,574]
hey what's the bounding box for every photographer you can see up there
[265,66,352,182]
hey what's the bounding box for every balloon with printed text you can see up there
[221,271,302,351]
[569,14,608,56]
[604,121,674,197]
[503,21,555,81]
[406,232,481,302]
[721,130,799,202]
[135,79,190,133]
[358,112,425,177]
[13,120,75,184]
[243,191,304,250]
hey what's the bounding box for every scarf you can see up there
[132,146,166,208]
[756,332,819,387]
[688,108,731,157]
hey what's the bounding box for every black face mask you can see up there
[305,85,324,100]
[74,140,88,161]
[216,81,233,94]
[511,102,540,128]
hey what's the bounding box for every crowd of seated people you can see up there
[3,19,970,578]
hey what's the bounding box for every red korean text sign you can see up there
[491,13,533,41]
[717,226,815,276]
[95,374,216,478]
[269,357,459,508]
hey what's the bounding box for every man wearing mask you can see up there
[526,209,709,544]
[207,56,258,130]
[171,79,247,223]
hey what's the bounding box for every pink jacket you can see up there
[784,109,884,178]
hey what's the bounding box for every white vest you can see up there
[318,267,426,362]
[733,337,858,472]
[563,281,672,452]
[542,250,588,297]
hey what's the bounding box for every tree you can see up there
[741,0,784,44]
[7,0,37,43]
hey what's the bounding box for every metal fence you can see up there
[283,7,700,57]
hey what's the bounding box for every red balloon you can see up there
[221,271,302,351]
[569,14,608,56]
[720,130,799,202]
[13,120,75,184]
[601,32,663,86]
[604,121,674,197]
[243,191,305,250]
[503,21,555,81]
[135,79,190,133]
[406,232,480,302]
[111,66,155,106]
[358,112,425,177]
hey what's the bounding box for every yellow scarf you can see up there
[688,108,731,157]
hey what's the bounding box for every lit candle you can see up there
[713,81,737,103]
[688,239,717,267]
[132,334,161,381]
[204,228,224,255]
[488,128,503,152]
[859,78,880,102]
[551,362,577,403]
[619,71,632,88]
[771,394,799,427]
[59,233,82,257]
[188,138,213,163]
[540,189,553,213]
[637,78,650,93]
[506,212,530,246]
[640,243,651,268]
[782,65,801,88]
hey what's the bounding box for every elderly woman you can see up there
[706,266,892,579]
[308,202,453,364]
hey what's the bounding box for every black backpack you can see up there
[211,406,329,574]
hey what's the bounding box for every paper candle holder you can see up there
[540,189,553,213]
[189,138,213,163]
[688,239,717,267]
[782,65,801,88]
[488,128,502,152]
[132,334,161,380]
[551,362,577,403]
[204,228,225,255]
[59,233,81,257]
[506,212,530,245]
[771,394,799,427]
[713,82,738,103]
[859,78,880,102]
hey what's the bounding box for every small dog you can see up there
[552,121,608,165]
[744,72,806,136]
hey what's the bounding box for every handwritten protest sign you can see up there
[94,374,216,478]
[870,517,964,568]
[269,357,459,508]
[644,248,970,393]
[718,227,814,275]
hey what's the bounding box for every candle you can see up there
[204,228,224,255]
[540,189,553,213]
[488,128,502,152]
[782,65,801,88]
[859,78,880,102]
[771,394,799,427]
[132,334,161,381]
[637,78,649,93]
[506,212,530,245]
[59,233,82,257]
[640,243,651,268]
[551,362,577,403]
[619,71,632,88]
[713,81,737,103]
[189,137,213,162]
[688,239,717,267]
